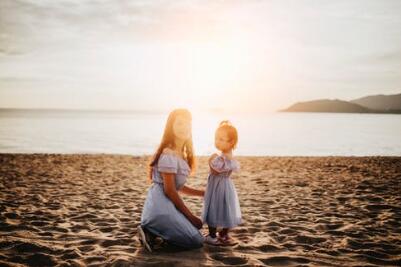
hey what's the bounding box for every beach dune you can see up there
[0,154,400,266]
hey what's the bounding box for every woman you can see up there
[138,108,205,251]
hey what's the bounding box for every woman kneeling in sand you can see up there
[137,108,205,251]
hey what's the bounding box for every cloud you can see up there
[363,50,401,65]
[1,0,401,110]
[0,0,234,56]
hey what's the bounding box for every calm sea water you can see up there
[0,109,400,156]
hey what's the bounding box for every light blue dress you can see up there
[140,152,204,249]
[201,154,242,228]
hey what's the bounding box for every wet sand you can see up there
[0,154,400,266]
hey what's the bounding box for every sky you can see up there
[0,0,400,113]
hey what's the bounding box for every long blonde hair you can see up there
[147,109,196,181]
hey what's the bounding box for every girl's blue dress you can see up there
[140,152,204,249]
[201,154,242,228]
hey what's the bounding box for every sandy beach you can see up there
[0,154,400,266]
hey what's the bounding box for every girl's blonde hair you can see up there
[217,120,238,150]
[147,109,196,182]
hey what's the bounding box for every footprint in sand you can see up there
[259,256,310,266]
[210,253,249,265]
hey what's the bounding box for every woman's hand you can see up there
[200,189,205,197]
[189,215,203,229]
[179,185,205,197]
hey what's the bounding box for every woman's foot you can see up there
[204,235,222,246]
[137,225,153,252]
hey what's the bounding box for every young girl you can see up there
[202,120,242,246]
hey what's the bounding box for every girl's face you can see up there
[173,115,192,141]
[215,129,233,152]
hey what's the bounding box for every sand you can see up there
[0,154,400,267]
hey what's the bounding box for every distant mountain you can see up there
[281,99,371,113]
[281,93,401,114]
[351,93,401,111]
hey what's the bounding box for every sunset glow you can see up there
[1,1,400,113]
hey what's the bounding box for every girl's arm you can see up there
[161,172,203,229]
[208,153,222,174]
[179,185,204,197]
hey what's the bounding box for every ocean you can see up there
[1,109,400,156]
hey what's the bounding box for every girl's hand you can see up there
[190,215,203,229]
[209,166,219,175]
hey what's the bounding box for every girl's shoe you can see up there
[137,225,153,252]
[204,235,222,246]
[218,235,238,246]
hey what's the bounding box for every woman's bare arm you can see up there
[179,185,204,197]
[161,173,202,228]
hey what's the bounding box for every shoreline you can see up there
[2,152,401,157]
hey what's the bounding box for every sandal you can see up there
[137,225,153,252]
[204,235,223,246]
[218,235,238,246]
